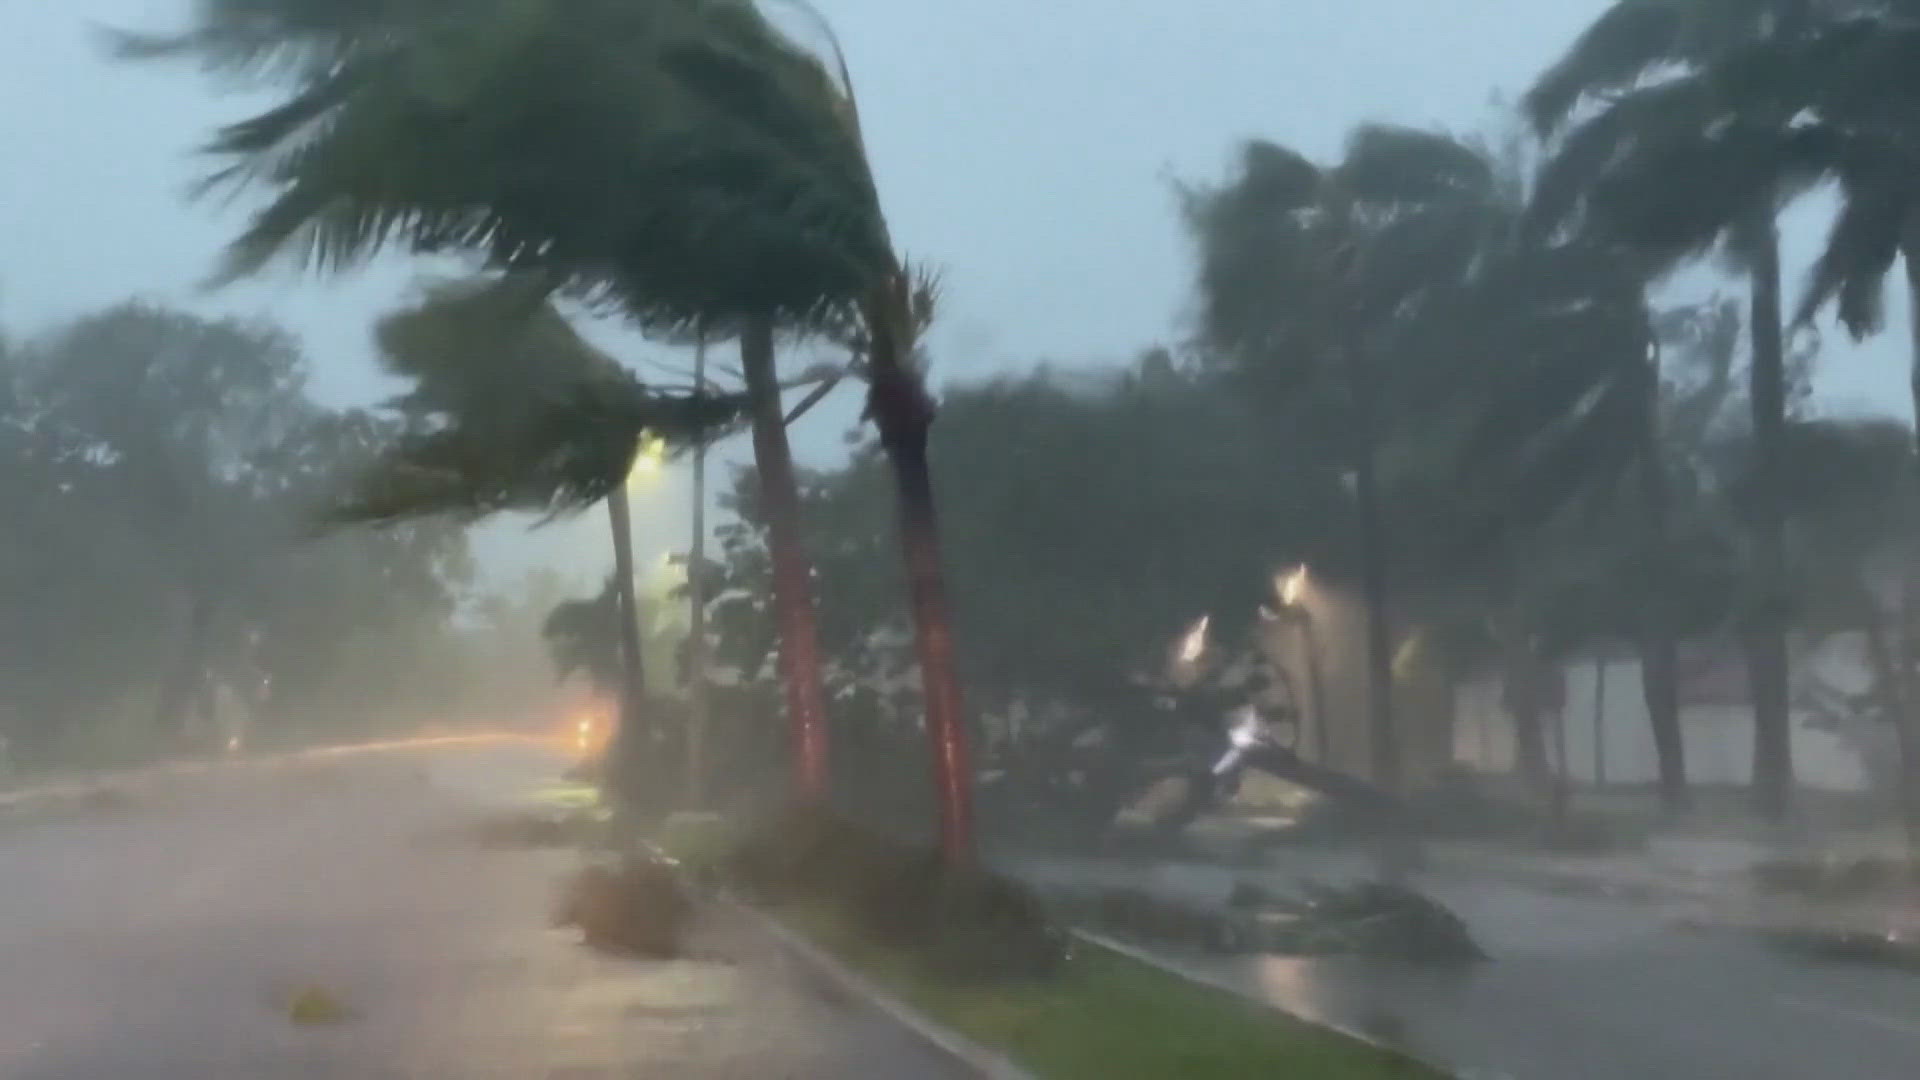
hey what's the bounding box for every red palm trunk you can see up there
[740,317,831,801]
[867,324,974,864]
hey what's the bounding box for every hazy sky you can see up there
[3,0,1909,592]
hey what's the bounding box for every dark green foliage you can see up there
[1066,879,1486,961]
[119,0,892,336]
[720,808,1069,984]
[1274,881,1488,961]
[326,277,748,527]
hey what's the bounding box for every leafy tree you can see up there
[17,304,310,747]
[0,303,474,764]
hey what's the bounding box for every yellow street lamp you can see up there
[1278,565,1308,608]
[628,435,667,485]
[1176,614,1210,665]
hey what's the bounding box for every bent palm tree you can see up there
[331,276,746,799]
[1525,0,1838,819]
[128,0,979,859]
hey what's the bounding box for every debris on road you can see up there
[1060,877,1486,961]
[285,986,352,1026]
[556,856,691,958]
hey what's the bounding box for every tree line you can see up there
[0,302,498,769]
[121,0,1920,856]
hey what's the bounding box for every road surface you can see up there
[1010,853,1920,1080]
[0,742,966,1079]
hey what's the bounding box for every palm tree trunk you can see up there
[867,330,975,865]
[604,484,648,802]
[685,336,711,809]
[1897,238,1920,845]
[1867,584,1920,846]
[1352,388,1400,791]
[1551,696,1571,829]
[1745,219,1795,821]
[155,592,218,750]
[1503,639,1552,801]
[740,317,831,802]
[1591,655,1608,789]
[1638,341,1690,813]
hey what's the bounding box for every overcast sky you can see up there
[2,0,1909,594]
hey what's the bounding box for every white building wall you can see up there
[1453,649,1875,792]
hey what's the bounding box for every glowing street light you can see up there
[1271,564,1328,763]
[1278,565,1308,608]
[1176,614,1211,665]
[629,435,668,484]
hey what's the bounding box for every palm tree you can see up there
[126,0,979,859]
[330,277,745,799]
[1185,126,1660,800]
[1183,127,1531,794]
[1722,13,1920,451]
[1524,0,1839,820]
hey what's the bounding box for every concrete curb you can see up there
[1067,928,1464,1077]
[719,897,1038,1080]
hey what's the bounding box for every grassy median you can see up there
[789,901,1443,1079]
[658,811,1446,1080]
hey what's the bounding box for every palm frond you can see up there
[1525,0,1806,135]
[1234,141,1323,210]
[104,0,454,80]
[1799,180,1904,336]
[324,278,749,529]
[1337,126,1496,206]
[1525,72,1714,244]
[122,0,897,336]
[1526,0,1690,135]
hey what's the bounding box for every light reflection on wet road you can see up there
[1011,854,1920,1080]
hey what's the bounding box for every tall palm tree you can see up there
[1185,127,1523,793]
[1524,0,1841,820]
[126,0,980,859]
[738,317,831,799]
[331,277,745,798]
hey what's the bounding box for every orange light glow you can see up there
[564,703,615,758]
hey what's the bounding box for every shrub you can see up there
[556,855,690,957]
[721,809,1068,984]
[919,863,1071,983]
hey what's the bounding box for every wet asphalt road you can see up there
[0,744,964,1079]
[1011,855,1920,1080]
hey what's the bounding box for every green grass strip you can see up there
[776,900,1448,1080]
